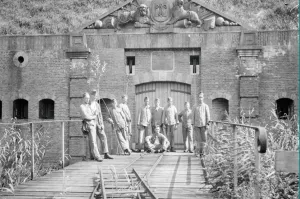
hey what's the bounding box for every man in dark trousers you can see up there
[151,98,164,135]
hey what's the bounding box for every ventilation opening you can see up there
[13,99,28,119]
[18,56,24,63]
[212,98,229,121]
[127,56,135,74]
[276,98,294,120]
[190,55,199,74]
[39,99,55,119]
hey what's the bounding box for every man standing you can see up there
[151,98,164,135]
[136,96,151,152]
[192,92,210,158]
[145,125,170,153]
[178,101,193,153]
[79,92,102,162]
[107,99,131,155]
[119,94,135,152]
[163,97,179,152]
[90,90,113,159]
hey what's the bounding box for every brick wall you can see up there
[0,35,71,165]
[0,30,297,163]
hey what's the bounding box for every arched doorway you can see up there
[135,81,191,150]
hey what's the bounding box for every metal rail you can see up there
[132,169,159,199]
[94,154,163,199]
[208,120,267,199]
[0,119,82,180]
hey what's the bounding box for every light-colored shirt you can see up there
[145,133,168,146]
[151,106,164,126]
[119,103,131,122]
[192,103,210,127]
[79,104,96,126]
[178,108,193,128]
[163,105,179,125]
[137,105,151,126]
[90,101,104,126]
[109,107,127,130]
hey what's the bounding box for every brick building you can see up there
[0,0,298,162]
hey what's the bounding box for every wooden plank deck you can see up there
[0,152,212,199]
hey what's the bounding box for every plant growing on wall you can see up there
[87,54,108,92]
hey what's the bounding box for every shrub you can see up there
[0,122,62,193]
[205,108,298,198]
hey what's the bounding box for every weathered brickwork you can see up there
[0,30,298,162]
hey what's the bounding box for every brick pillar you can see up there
[236,32,263,119]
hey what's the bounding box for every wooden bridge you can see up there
[0,152,212,199]
[0,120,269,199]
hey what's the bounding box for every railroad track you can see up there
[91,153,164,199]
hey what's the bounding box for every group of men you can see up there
[136,93,210,155]
[80,90,210,162]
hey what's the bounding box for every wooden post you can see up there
[232,125,237,198]
[30,123,34,180]
[254,129,261,199]
[211,122,214,136]
[61,122,65,169]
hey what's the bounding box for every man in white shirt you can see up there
[192,92,210,158]
[162,97,179,152]
[178,101,194,153]
[90,90,113,159]
[79,92,102,162]
[145,125,170,153]
[136,96,151,152]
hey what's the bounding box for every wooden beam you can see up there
[275,151,298,173]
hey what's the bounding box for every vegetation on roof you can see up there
[0,0,297,35]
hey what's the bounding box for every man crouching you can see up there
[145,125,170,153]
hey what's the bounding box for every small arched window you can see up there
[39,99,55,119]
[99,98,113,122]
[276,98,294,119]
[212,98,229,121]
[13,99,28,119]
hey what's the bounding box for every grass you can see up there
[0,122,63,193]
[0,0,297,35]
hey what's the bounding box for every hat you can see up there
[90,89,97,95]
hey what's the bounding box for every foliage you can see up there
[0,0,297,35]
[88,54,108,91]
[200,0,298,30]
[0,123,61,193]
[0,0,127,35]
[205,108,298,198]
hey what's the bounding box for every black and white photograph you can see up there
[0,0,298,198]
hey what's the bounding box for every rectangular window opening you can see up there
[127,56,135,74]
[190,55,199,74]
